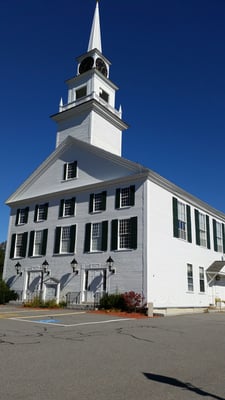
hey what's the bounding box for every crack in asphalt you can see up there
[115,327,154,343]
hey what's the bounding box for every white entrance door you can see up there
[27,271,43,299]
[85,269,106,303]
[45,284,57,301]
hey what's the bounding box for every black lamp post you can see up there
[106,256,115,273]
[42,259,49,274]
[71,258,79,274]
[15,262,22,276]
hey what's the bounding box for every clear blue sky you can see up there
[0,0,225,243]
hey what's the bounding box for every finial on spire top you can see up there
[88,0,102,52]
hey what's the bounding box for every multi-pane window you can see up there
[61,227,71,253]
[34,203,48,222]
[91,223,102,251]
[10,232,28,259]
[15,234,24,258]
[63,161,77,180]
[28,230,48,257]
[64,200,73,216]
[59,198,76,218]
[84,221,108,253]
[213,219,224,253]
[215,222,223,252]
[111,217,138,251]
[89,192,106,213]
[199,267,205,293]
[119,219,131,249]
[115,186,135,208]
[16,207,29,225]
[94,194,104,212]
[178,201,187,240]
[34,231,44,256]
[54,225,76,254]
[195,210,210,249]
[187,264,194,292]
[199,213,207,247]
[172,198,192,243]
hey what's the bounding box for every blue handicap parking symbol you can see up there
[36,319,60,324]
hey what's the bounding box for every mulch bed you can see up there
[90,309,150,319]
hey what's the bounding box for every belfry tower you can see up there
[52,1,128,156]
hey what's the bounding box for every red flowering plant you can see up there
[121,291,143,312]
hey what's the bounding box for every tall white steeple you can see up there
[88,0,102,52]
[52,1,128,156]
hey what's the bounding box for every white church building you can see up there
[3,2,225,312]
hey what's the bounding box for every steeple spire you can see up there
[88,0,102,52]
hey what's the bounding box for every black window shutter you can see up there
[34,205,38,222]
[115,189,120,209]
[195,209,200,245]
[70,225,76,253]
[24,207,29,223]
[21,232,28,258]
[44,203,49,220]
[72,161,77,178]
[59,200,64,217]
[28,231,35,257]
[212,219,218,252]
[130,217,138,249]
[130,185,135,206]
[63,164,67,180]
[54,227,61,254]
[103,269,107,291]
[186,205,192,243]
[42,229,48,255]
[10,234,16,259]
[84,223,91,252]
[111,219,118,250]
[172,197,179,238]
[89,194,94,213]
[222,224,225,253]
[71,198,76,216]
[15,209,20,225]
[206,215,210,249]
[102,191,107,211]
[85,271,89,290]
[101,221,108,251]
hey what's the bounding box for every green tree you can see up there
[0,246,5,279]
[0,280,18,304]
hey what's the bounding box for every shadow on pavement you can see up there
[143,372,225,400]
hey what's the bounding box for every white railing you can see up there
[59,92,121,118]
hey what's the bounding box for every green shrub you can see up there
[99,293,125,310]
[0,280,18,304]
[24,297,65,308]
[24,296,44,308]
[99,291,145,313]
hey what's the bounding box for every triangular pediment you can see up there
[44,276,60,284]
[6,136,148,205]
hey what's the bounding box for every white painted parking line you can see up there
[10,317,133,327]
[10,311,86,319]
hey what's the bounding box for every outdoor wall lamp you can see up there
[15,262,22,276]
[71,258,79,274]
[42,259,50,275]
[106,256,115,274]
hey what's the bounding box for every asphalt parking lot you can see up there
[0,306,224,400]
